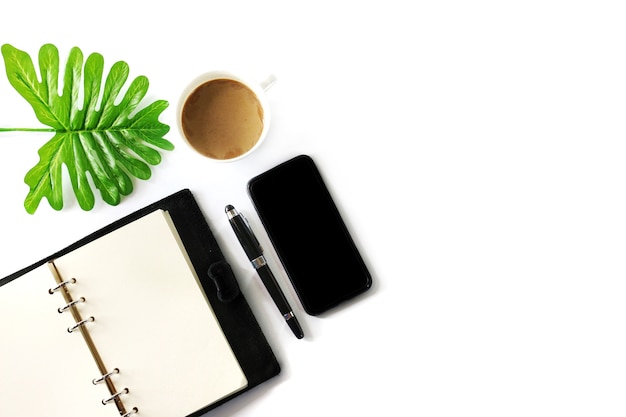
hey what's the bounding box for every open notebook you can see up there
[0,190,280,417]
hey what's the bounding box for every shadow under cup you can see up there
[178,73,271,161]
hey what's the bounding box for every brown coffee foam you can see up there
[181,79,264,160]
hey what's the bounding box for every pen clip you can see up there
[240,212,262,252]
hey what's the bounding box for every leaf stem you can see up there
[0,127,56,132]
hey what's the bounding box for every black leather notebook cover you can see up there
[0,189,280,416]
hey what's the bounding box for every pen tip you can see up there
[225,204,234,213]
[288,316,305,339]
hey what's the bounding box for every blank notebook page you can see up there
[0,264,115,416]
[0,209,247,416]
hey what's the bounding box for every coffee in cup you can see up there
[177,71,275,161]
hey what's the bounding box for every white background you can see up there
[1,1,625,416]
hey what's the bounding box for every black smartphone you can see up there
[247,154,372,315]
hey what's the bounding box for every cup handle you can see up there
[260,74,277,91]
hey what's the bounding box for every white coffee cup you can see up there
[177,71,276,162]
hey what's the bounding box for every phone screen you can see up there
[247,155,372,315]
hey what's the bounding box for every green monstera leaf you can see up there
[1,43,173,213]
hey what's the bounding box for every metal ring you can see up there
[58,297,86,314]
[251,255,267,270]
[48,278,76,294]
[122,407,139,416]
[67,316,94,333]
[92,368,119,385]
[102,388,129,405]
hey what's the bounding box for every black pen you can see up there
[225,205,304,339]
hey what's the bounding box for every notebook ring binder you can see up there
[92,368,119,385]
[102,387,129,405]
[48,278,76,294]
[57,297,86,313]
[121,407,139,416]
[67,316,94,333]
[1,193,281,416]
